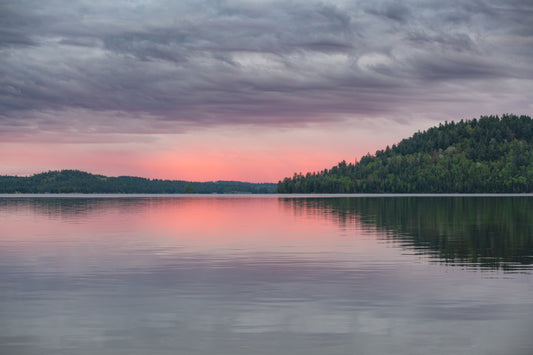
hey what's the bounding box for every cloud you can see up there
[0,0,532,140]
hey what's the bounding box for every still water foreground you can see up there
[1,195,532,355]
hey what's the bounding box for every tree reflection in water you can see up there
[282,196,533,271]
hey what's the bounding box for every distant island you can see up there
[277,114,533,193]
[0,170,277,194]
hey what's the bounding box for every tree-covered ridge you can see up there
[277,114,533,193]
[0,170,277,194]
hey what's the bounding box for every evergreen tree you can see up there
[183,183,196,194]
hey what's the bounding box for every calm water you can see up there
[1,195,532,355]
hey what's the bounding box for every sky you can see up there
[1,0,532,182]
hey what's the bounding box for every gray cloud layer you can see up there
[1,0,532,136]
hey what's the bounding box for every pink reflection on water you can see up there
[0,197,385,268]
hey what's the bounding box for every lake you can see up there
[1,195,532,355]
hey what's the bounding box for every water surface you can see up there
[1,195,532,354]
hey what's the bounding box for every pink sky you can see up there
[0,119,428,182]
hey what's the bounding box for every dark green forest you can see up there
[0,170,276,194]
[277,114,533,193]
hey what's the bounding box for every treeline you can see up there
[277,114,533,193]
[0,170,276,194]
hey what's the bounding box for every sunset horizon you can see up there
[2,1,532,182]
[0,118,444,183]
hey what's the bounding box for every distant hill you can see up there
[277,114,533,193]
[0,170,277,194]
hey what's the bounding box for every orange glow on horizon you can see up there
[0,141,374,183]
[0,119,420,182]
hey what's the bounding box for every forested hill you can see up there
[277,114,533,193]
[0,170,277,194]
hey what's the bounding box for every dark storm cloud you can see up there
[0,5,40,48]
[365,2,411,23]
[0,0,532,137]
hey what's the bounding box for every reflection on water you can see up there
[0,196,149,221]
[283,196,533,271]
[1,195,532,355]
